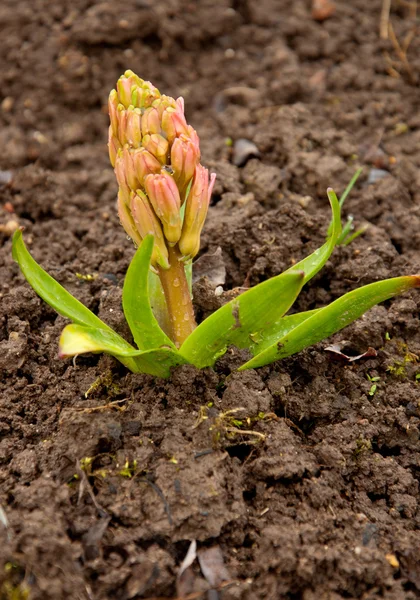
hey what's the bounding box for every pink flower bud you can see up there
[161,107,188,144]
[108,90,119,138]
[144,172,182,244]
[179,166,216,258]
[120,147,140,191]
[132,148,162,185]
[117,76,134,109]
[130,191,169,269]
[116,105,128,145]
[108,126,121,168]
[125,106,142,148]
[152,96,177,118]
[141,83,161,108]
[114,154,131,206]
[141,107,161,137]
[142,133,169,165]
[171,133,200,194]
[176,96,185,113]
[117,191,142,247]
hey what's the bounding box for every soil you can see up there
[1,1,420,599]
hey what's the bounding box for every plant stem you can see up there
[157,245,196,347]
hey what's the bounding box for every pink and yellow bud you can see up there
[161,107,188,144]
[117,76,134,109]
[144,172,182,245]
[141,107,161,137]
[110,71,213,264]
[120,147,140,191]
[142,133,169,164]
[130,190,169,269]
[179,166,216,258]
[108,126,121,167]
[171,132,200,194]
[132,148,162,184]
[176,97,185,113]
[125,106,142,148]
[114,154,131,206]
[152,96,177,118]
[108,90,119,138]
[117,191,142,247]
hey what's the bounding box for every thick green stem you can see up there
[157,245,196,347]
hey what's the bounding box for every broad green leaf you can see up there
[250,309,320,356]
[60,324,187,378]
[284,187,341,285]
[12,229,113,332]
[240,275,420,370]
[122,235,176,351]
[180,271,306,368]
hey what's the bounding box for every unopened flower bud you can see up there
[144,172,182,244]
[114,154,131,205]
[176,97,185,113]
[125,106,142,148]
[142,133,169,164]
[117,191,142,247]
[117,75,135,109]
[130,191,169,269]
[171,132,200,194]
[161,107,188,143]
[140,81,161,108]
[132,148,162,184]
[120,146,140,191]
[179,166,216,258]
[117,105,128,145]
[108,126,121,168]
[108,90,119,138]
[152,96,177,118]
[141,107,161,137]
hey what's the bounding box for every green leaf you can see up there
[148,269,172,337]
[122,235,176,351]
[180,271,306,368]
[327,167,363,239]
[284,187,341,285]
[250,309,320,356]
[59,324,187,378]
[239,275,420,370]
[12,229,113,332]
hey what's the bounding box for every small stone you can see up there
[232,139,260,167]
[385,554,399,568]
[0,220,19,236]
[367,169,390,185]
[1,97,14,112]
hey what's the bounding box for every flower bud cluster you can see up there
[109,70,215,269]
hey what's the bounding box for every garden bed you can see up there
[1,1,419,598]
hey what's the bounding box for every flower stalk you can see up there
[157,245,197,346]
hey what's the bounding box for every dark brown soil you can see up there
[1,1,420,599]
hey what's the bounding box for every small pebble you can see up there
[367,169,390,185]
[232,139,260,167]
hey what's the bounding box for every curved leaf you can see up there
[239,275,420,370]
[60,324,187,378]
[122,235,176,351]
[250,309,320,356]
[180,271,305,368]
[284,188,341,285]
[12,229,113,332]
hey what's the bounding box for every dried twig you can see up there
[380,0,417,83]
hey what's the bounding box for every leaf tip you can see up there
[409,274,420,288]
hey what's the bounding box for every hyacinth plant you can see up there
[12,71,420,378]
